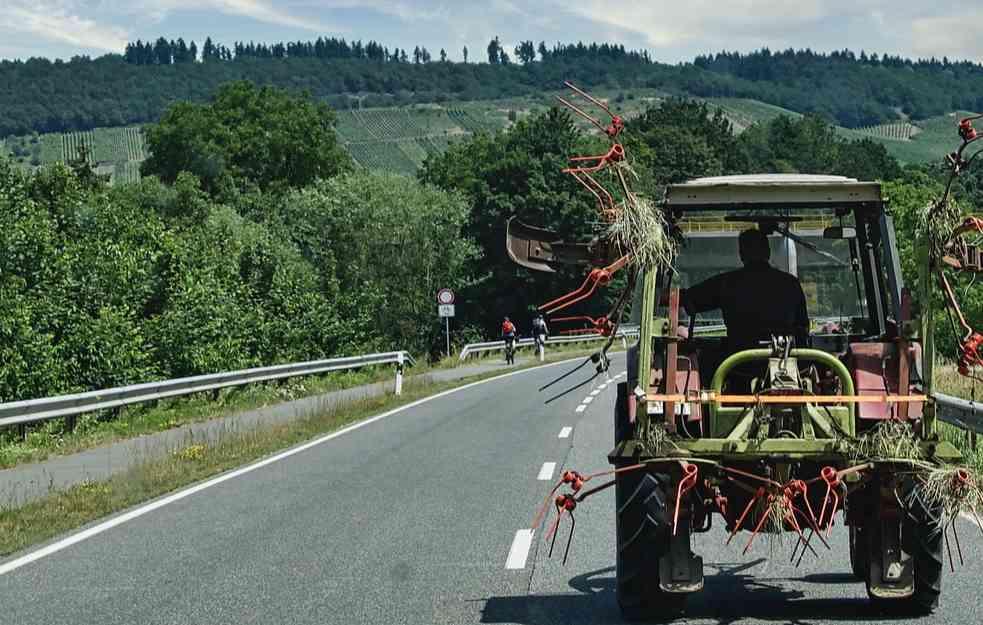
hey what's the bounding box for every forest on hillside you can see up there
[4,37,983,137]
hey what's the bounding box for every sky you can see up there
[2,1,983,65]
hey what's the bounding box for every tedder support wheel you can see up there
[865,478,943,614]
[613,382,686,619]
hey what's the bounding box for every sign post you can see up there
[437,289,455,358]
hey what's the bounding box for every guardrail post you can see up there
[395,352,404,396]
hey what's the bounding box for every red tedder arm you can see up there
[538,255,629,315]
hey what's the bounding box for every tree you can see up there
[420,109,611,336]
[202,37,214,61]
[487,37,501,64]
[515,41,536,64]
[141,81,352,194]
[463,46,468,63]
[153,37,172,65]
[440,48,447,63]
[413,46,422,64]
[626,99,750,190]
[284,172,478,354]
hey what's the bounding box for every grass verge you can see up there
[0,349,614,557]
[0,366,401,469]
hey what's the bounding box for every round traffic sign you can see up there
[436,288,455,305]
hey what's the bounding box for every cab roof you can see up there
[664,174,883,210]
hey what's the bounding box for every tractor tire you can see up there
[865,478,943,614]
[849,526,866,580]
[615,467,686,620]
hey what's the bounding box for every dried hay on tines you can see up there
[922,197,963,259]
[606,193,675,271]
[852,419,922,462]
[916,466,983,525]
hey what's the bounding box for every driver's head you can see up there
[738,229,770,265]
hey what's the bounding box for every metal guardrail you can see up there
[0,351,415,429]
[459,328,640,361]
[934,392,983,435]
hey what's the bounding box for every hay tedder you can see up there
[512,85,983,619]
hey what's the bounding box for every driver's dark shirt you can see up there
[681,261,809,350]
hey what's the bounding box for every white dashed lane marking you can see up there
[505,368,627,572]
[506,529,535,569]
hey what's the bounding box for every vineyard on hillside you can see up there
[706,98,803,132]
[2,126,147,184]
[1,93,973,177]
[855,122,920,141]
[334,105,511,174]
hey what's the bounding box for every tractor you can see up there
[609,174,959,618]
[509,84,983,620]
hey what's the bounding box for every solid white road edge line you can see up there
[558,427,572,439]
[0,355,614,578]
[538,462,557,481]
[506,529,535,569]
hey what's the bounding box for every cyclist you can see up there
[502,317,517,364]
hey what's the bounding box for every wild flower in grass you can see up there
[173,444,207,462]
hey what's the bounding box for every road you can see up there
[1,353,980,625]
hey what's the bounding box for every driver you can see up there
[681,228,808,352]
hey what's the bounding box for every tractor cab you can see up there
[629,174,926,440]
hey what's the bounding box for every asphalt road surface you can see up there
[2,353,981,625]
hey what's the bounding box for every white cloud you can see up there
[909,10,983,60]
[292,0,450,22]
[552,0,843,49]
[0,1,128,53]
[546,0,983,63]
[142,0,335,31]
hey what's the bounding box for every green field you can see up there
[1,94,970,181]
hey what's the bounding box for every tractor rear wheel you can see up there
[613,388,685,619]
[615,468,686,620]
[865,478,943,614]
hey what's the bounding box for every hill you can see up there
[5,40,983,140]
[2,91,965,179]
